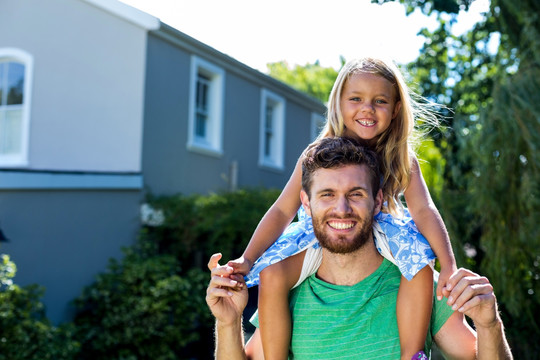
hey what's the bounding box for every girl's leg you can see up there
[397,265,433,360]
[258,250,306,360]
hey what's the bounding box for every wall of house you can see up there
[0,188,141,322]
[142,31,325,196]
[0,0,153,324]
[0,0,149,172]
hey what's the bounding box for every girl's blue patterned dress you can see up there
[245,206,435,287]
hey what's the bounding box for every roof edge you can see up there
[82,0,160,30]
[154,23,326,111]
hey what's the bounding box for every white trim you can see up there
[0,171,143,190]
[187,56,225,157]
[0,48,33,168]
[259,89,285,171]
[82,0,160,30]
[310,112,326,141]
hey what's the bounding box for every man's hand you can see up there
[443,268,513,359]
[443,268,498,329]
[206,253,249,326]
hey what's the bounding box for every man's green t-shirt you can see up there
[251,259,454,359]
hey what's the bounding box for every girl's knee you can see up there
[260,261,288,288]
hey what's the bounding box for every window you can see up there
[259,89,285,170]
[311,113,326,141]
[0,48,32,167]
[188,56,224,157]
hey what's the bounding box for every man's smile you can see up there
[327,220,356,230]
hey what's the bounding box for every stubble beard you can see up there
[313,210,374,254]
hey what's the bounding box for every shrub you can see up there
[72,188,280,359]
[73,240,212,360]
[0,254,79,360]
[145,188,281,269]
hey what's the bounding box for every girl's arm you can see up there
[231,156,304,273]
[403,156,457,299]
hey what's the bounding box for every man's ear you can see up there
[374,189,383,214]
[300,189,312,217]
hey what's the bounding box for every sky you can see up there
[119,0,490,73]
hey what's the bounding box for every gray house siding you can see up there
[0,0,149,172]
[0,187,141,322]
[143,28,325,196]
[0,0,151,323]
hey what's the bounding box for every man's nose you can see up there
[334,196,352,215]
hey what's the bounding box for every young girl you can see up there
[229,57,457,360]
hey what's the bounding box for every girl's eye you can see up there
[350,97,361,102]
[375,99,388,104]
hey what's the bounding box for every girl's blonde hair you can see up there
[319,57,438,215]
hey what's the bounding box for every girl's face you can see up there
[340,72,401,142]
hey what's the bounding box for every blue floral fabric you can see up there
[245,207,435,287]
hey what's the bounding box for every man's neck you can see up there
[316,237,383,286]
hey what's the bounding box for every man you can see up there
[206,137,512,359]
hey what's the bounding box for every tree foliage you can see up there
[393,0,540,356]
[372,0,474,15]
[266,60,341,103]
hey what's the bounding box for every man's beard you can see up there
[312,210,374,254]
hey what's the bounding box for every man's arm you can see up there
[206,254,249,360]
[434,268,513,359]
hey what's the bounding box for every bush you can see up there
[73,240,212,360]
[0,254,79,360]
[145,188,281,269]
[72,188,280,359]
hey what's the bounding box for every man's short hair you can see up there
[301,137,381,197]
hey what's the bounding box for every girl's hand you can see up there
[443,268,499,329]
[227,256,254,276]
[437,263,458,301]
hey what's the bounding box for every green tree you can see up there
[379,0,539,356]
[266,59,341,103]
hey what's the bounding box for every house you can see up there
[0,0,326,323]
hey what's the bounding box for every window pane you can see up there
[0,109,22,155]
[196,74,209,113]
[196,113,207,138]
[265,105,273,130]
[264,105,274,157]
[264,132,272,157]
[7,62,24,105]
[0,62,4,105]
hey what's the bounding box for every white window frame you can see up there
[0,48,33,167]
[310,112,326,141]
[259,89,285,171]
[187,56,224,157]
